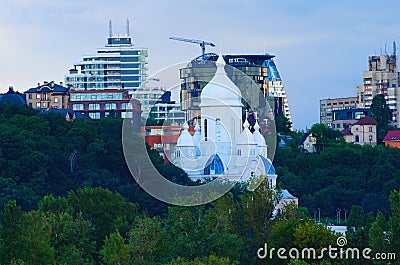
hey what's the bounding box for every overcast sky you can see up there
[1,0,400,129]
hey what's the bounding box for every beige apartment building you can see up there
[320,97,358,128]
[25,81,70,109]
[356,52,400,127]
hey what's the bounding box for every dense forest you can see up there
[0,103,398,264]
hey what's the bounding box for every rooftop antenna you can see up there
[126,19,130,36]
[385,41,388,55]
[393,40,396,56]
[109,19,112,37]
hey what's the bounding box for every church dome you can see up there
[177,122,195,147]
[200,55,243,108]
[0,86,26,105]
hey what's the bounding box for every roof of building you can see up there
[298,132,311,145]
[278,189,297,199]
[40,107,89,120]
[355,116,377,125]
[25,82,70,93]
[383,130,400,142]
[342,126,353,136]
[258,155,276,175]
[0,87,26,105]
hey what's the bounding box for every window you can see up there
[89,112,100,119]
[355,135,360,143]
[176,150,180,158]
[369,126,373,132]
[42,102,47,107]
[28,94,32,99]
[72,104,84,111]
[238,149,242,156]
[54,97,59,103]
[215,118,221,142]
[36,102,41,108]
[105,103,116,110]
[89,104,100,110]
[36,94,40,99]
[204,119,208,141]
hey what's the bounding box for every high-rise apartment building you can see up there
[65,20,148,93]
[357,47,400,127]
[179,53,291,126]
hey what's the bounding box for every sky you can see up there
[1,0,400,130]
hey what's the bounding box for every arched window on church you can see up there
[355,135,360,143]
[176,150,180,158]
[204,119,208,141]
[230,118,235,141]
[237,149,242,156]
[216,118,221,142]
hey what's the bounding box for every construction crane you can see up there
[169,37,215,60]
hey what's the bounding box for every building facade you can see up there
[383,130,400,148]
[68,89,141,124]
[179,53,291,126]
[319,97,358,128]
[342,116,377,146]
[65,20,148,93]
[356,50,400,127]
[25,81,69,109]
[331,108,371,130]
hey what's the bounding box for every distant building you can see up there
[273,189,299,216]
[141,125,183,163]
[179,53,291,126]
[68,88,141,125]
[331,108,371,130]
[147,91,185,126]
[40,107,88,121]
[25,81,70,109]
[65,20,148,93]
[320,97,358,128]
[342,116,377,146]
[298,132,317,153]
[383,130,400,148]
[0,86,26,105]
[356,48,400,127]
[132,86,166,119]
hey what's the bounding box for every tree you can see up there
[370,94,391,143]
[309,123,343,153]
[275,114,292,135]
[100,231,130,265]
[368,211,388,254]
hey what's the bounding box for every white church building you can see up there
[172,55,277,188]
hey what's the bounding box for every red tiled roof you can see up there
[355,116,377,125]
[383,130,400,142]
[342,126,353,136]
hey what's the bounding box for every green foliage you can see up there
[164,255,239,265]
[275,114,292,135]
[100,231,130,265]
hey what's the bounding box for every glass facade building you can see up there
[179,53,291,125]
[65,31,148,93]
